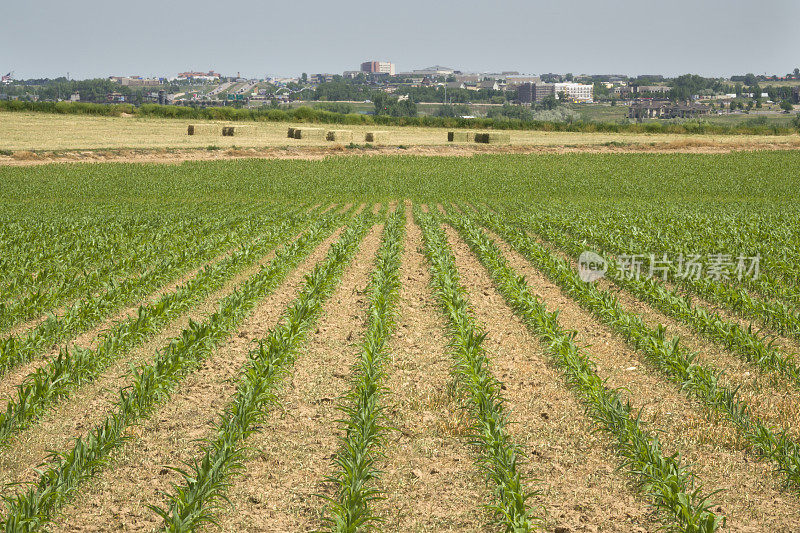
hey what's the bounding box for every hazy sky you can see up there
[2,0,798,79]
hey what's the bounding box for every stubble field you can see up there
[2,111,800,159]
[0,151,799,532]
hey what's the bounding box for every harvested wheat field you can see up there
[3,111,800,156]
[1,151,800,532]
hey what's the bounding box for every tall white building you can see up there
[554,82,593,102]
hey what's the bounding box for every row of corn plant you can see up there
[0,203,305,379]
[0,204,269,334]
[151,212,376,532]
[519,205,800,340]
[496,206,800,385]
[473,208,800,493]
[0,207,334,446]
[0,209,205,296]
[563,204,800,310]
[414,207,537,532]
[322,206,405,532]
[446,211,723,532]
[0,211,366,532]
[0,214,191,321]
[514,202,800,309]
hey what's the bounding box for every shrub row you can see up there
[1,100,796,136]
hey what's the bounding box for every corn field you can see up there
[0,151,799,531]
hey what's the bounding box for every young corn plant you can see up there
[522,205,800,340]
[151,215,373,532]
[0,208,327,446]
[472,208,800,494]
[323,206,405,532]
[513,210,800,384]
[447,212,723,533]
[0,212,364,532]
[0,204,271,337]
[414,206,537,533]
[0,203,315,379]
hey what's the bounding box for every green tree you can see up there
[373,93,417,117]
[434,103,471,117]
[540,94,557,110]
[780,100,794,113]
[593,82,610,99]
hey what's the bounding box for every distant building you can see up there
[554,82,593,102]
[411,65,455,76]
[121,77,161,87]
[517,83,534,104]
[517,82,555,104]
[454,74,482,84]
[635,85,670,94]
[69,92,80,102]
[629,100,710,120]
[478,80,500,91]
[628,101,668,119]
[309,73,336,83]
[360,61,396,75]
[176,71,221,81]
[505,75,541,88]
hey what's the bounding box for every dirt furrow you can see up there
[488,231,800,531]
[47,225,351,532]
[213,224,383,532]
[374,207,490,532]
[444,225,655,532]
[0,227,345,490]
[0,236,256,409]
[1,312,50,340]
[543,234,800,443]
[595,276,800,440]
